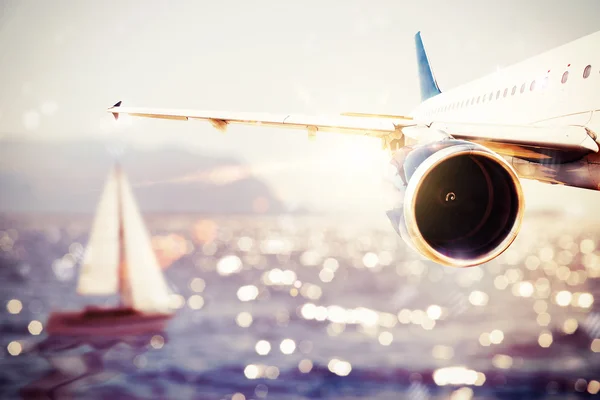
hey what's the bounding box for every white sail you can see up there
[77,168,120,295]
[118,172,172,314]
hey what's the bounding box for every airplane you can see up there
[107,30,600,268]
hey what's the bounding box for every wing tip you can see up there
[109,101,122,121]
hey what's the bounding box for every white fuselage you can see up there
[411,31,600,135]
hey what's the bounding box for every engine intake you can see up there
[389,140,524,267]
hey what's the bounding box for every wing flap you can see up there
[341,112,413,120]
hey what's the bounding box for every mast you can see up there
[115,163,131,307]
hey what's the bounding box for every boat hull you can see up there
[46,306,172,336]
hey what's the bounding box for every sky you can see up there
[1,0,600,214]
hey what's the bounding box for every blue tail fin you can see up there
[415,32,441,101]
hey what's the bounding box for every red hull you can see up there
[46,306,172,336]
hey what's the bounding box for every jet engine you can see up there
[387,139,524,267]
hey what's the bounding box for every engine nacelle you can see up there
[387,139,524,268]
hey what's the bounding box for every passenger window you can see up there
[530,80,536,91]
[561,71,569,84]
[489,91,494,100]
[477,96,480,103]
[511,86,516,95]
[542,76,549,89]
[520,83,526,93]
[583,65,591,79]
[503,88,508,97]
[496,90,501,99]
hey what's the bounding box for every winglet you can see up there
[415,32,442,101]
[109,101,122,121]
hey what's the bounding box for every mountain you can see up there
[0,139,295,214]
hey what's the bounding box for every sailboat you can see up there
[47,165,174,336]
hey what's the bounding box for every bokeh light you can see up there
[298,359,313,373]
[6,299,22,314]
[328,358,352,377]
[280,339,296,355]
[27,320,43,335]
[187,294,204,310]
[237,285,259,302]
[538,331,553,348]
[468,291,488,306]
[555,290,572,306]
[7,341,22,356]
[255,340,271,356]
[236,312,253,328]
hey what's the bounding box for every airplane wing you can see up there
[107,101,413,139]
[107,102,599,156]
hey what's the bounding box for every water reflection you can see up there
[21,332,167,399]
[1,213,600,399]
